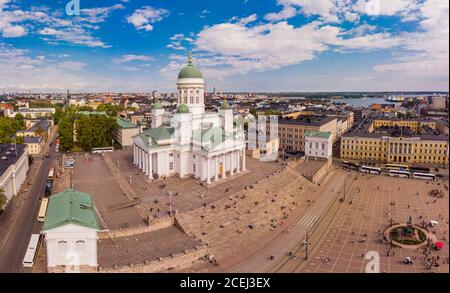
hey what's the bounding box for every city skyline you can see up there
[0,0,449,93]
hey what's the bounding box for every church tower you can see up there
[176,52,205,115]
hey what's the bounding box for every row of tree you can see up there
[0,114,26,144]
[58,107,118,152]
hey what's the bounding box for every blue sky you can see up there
[0,0,448,93]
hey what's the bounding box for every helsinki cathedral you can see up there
[132,53,247,184]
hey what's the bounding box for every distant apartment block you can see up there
[276,116,337,152]
[115,117,141,147]
[24,136,45,155]
[340,118,449,165]
[8,107,56,118]
[0,144,29,205]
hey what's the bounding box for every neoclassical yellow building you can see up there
[370,118,437,133]
[340,118,449,165]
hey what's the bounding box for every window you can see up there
[196,89,200,94]
[193,164,196,172]
[322,143,325,150]
[76,240,86,251]
[169,162,174,171]
[57,240,68,253]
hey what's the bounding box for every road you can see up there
[0,127,58,273]
[229,169,348,273]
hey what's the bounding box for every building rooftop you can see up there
[116,117,137,129]
[24,136,42,144]
[342,131,449,141]
[0,144,27,177]
[305,131,331,139]
[43,188,100,231]
[279,115,336,127]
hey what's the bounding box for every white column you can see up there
[242,149,247,171]
[222,153,226,179]
[138,148,142,169]
[230,152,234,176]
[207,158,211,184]
[214,156,219,181]
[133,145,136,165]
[237,150,241,173]
[144,153,149,175]
[148,153,153,179]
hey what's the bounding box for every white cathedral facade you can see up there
[132,54,247,184]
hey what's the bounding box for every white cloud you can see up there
[352,0,419,17]
[127,6,169,31]
[267,0,340,22]
[113,54,154,64]
[161,18,400,80]
[167,33,195,51]
[265,5,297,21]
[2,24,26,37]
[0,2,118,47]
[80,4,124,23]
[373,0,449,80]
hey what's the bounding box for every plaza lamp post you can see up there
[168,191,173,217]
[304,228,311,260]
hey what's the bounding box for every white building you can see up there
[431,96,447,110]
[0,144,29,207]
[8,108,56,118]
[133,54,247,184]
[305,131,333,160]
[42,189,100,271]
[115,117,141,147]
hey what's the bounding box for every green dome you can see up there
[220,100,232,110]
[177,104,190,114]
[152,102,163,109]
[178,53,203,79]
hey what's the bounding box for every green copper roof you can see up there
[152,102,163,109]
[305,131,331,139]
[117,117,137,129]
[220,100,232,110]
[43,189,100,231]
[177,104,190,113]
[79,111,107,116]
[178,53,203,79]
[145,125,174,141]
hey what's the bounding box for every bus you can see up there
[385,164,410,171]
[22,234,40,268]
[413,172,436,181]
[37,198,49,223]
[410,166,431,173]
[48,168,55,181]
[92,147,113,154]
[342,161,359,171]
[389,169,410,178]
[359,166,382,175]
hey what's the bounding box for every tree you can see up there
[58,115,74,151]
[0,117,17,143]
[76,115,117,151]
[0,187,6,211]
[53,106,64,125]
[78,105,94,112]
[96,104,123,117]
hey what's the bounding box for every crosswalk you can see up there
[297,214,320,228]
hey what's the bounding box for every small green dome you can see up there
[178,53,203,79]
[220,100,232,110]
[177,104,190,114]
[152,102,163,109]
